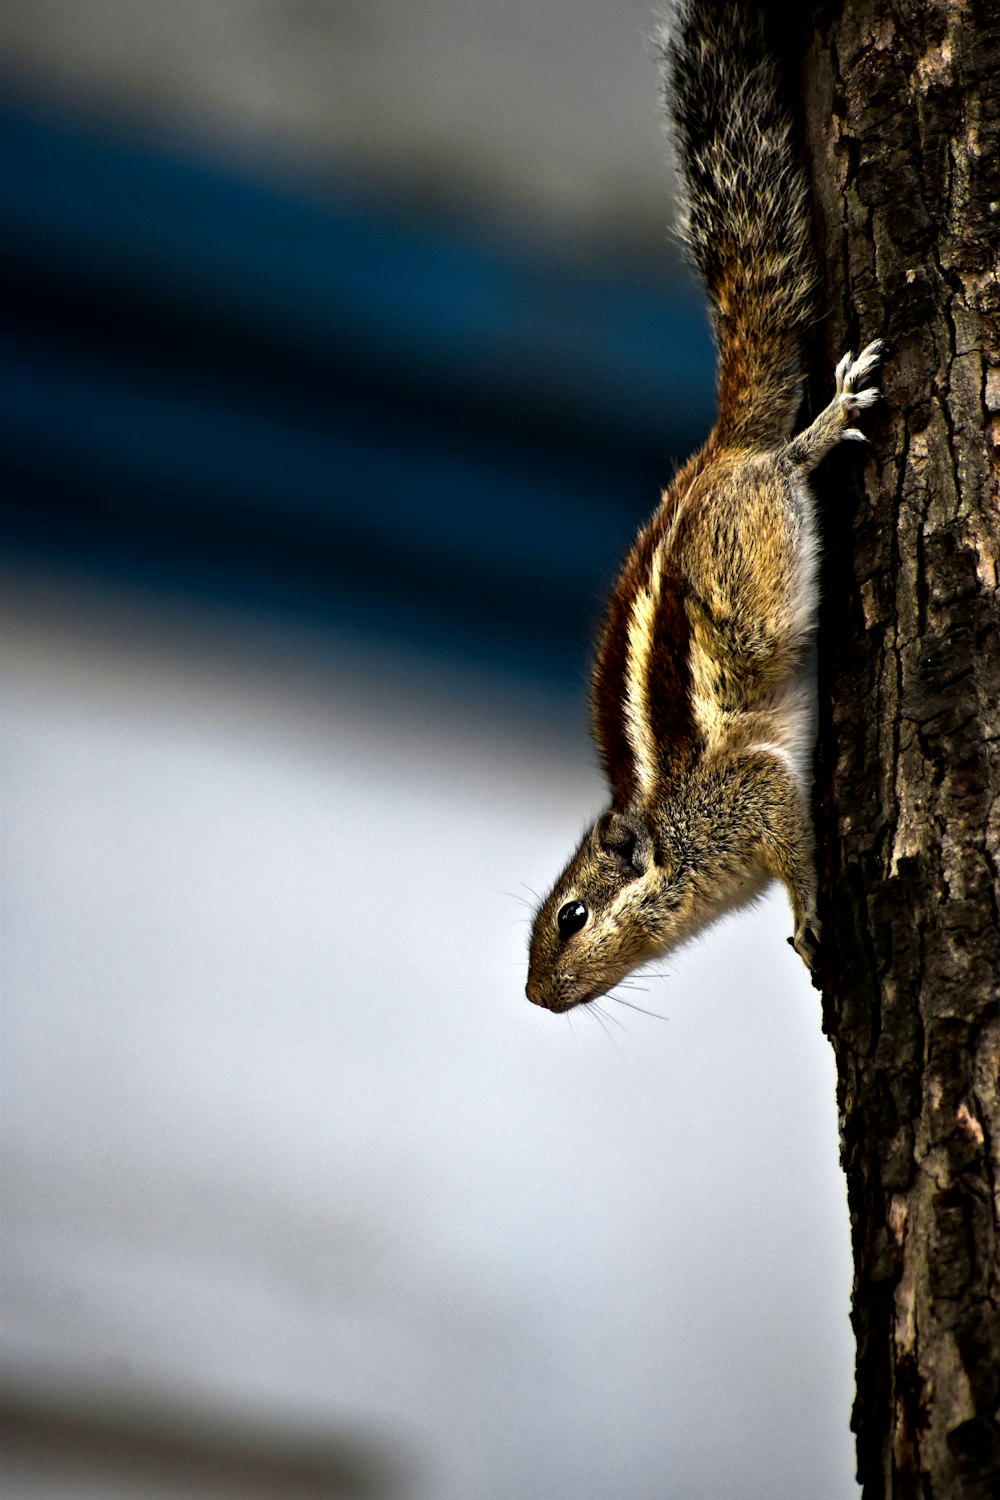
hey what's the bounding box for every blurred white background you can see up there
[3,578,856,1499]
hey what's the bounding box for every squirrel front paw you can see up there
[788,914,822,982]
[835,340,885,442]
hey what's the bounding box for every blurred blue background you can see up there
[1,4,859,1497]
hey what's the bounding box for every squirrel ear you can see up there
[595,811,652,875]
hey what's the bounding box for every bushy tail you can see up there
[660,1,816,448]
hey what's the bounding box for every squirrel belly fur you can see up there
[525,0,883,1012]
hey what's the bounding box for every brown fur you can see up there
[525,2,883,1011]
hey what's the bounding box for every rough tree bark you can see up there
[797,1,1000,1495]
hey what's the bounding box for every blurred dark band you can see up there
[1,98,714,686]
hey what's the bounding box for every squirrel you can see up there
[525,0,883,1013]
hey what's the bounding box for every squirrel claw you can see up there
[836,340,885,396]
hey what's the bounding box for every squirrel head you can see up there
[525,806,692,1012]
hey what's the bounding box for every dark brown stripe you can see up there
[646,544,697,775]
[589,495,697,802]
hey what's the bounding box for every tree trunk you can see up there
[798,0,1000,1495]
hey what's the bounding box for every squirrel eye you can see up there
[557,901,589,939]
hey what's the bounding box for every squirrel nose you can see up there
[525,976,545,1007]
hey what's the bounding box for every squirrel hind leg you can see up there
[783,339,886,473]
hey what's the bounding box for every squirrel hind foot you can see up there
[785,339,885,472]
[836,340,886,396]
[836,340,885,423]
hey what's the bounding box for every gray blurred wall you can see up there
[0,5,860,1498]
